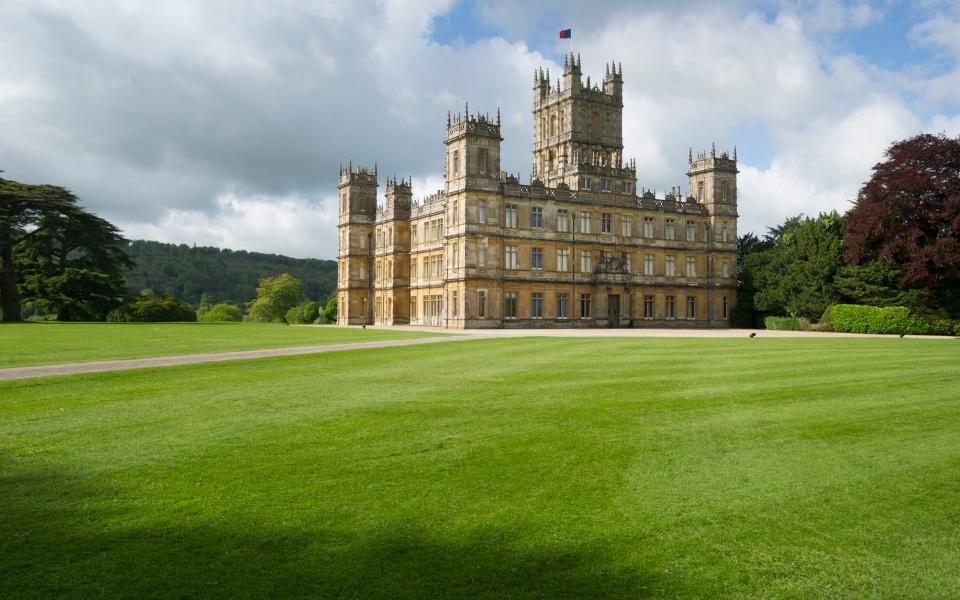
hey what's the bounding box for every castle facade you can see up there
[337,54,739,329]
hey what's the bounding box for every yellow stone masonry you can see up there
[337,54,738,329]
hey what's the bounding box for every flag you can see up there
[559,28,572,39]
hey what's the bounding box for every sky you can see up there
[2,0,959,259]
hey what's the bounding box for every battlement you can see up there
[688,144,738,174]
[535,53,622,104]
[338,161,378,187]
[385,176,412,197]
[446,103,502,141]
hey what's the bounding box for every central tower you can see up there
[532,53,635,193]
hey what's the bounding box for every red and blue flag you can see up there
[559,28,572,39]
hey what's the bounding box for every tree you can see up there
[844,133,960,312]
[246,273,302,322]
[1,176,131,322]
[750,212,846,321]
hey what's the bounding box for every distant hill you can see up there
[124,240,337,307]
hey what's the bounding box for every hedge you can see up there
[107,295,197,322]
[825,304,956,335]
[764,316,801,330]
[199,303,243,322]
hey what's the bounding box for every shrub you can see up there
[302,301,320,323]
[200,303,243,322]
[107,295,196,322]
[828,304,952,335]
[819,306,835,331]
[284,306,305,325]
[764,316,801,330]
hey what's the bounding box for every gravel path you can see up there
[2,327,951,382]
[0,336,457,382]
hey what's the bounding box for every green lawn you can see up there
[0,322,441,367]
[2,337,958,598]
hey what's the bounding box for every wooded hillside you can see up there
[124,240,337,307]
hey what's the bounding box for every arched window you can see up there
[550,114,557,137]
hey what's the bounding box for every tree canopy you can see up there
[247,273,303,323]
[1,176,130,322]
[844,133,960,304]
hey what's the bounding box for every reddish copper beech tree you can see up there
[844,134,960,295]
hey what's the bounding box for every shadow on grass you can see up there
[1,462,678,599]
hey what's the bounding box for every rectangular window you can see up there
[478,242,487,267]
[666,295,676,319]
[452,200,458,224]
[478,148,487,174]
[644,295,654,319]
[409,260,416,280]
[580,177,592,190]
[623,253,632,274]
[479,290,487,319]
[410,294,417,319]
[532,247,543,270]
[505,292,517,319]
[505,204,518,228]
[722,257,730,278]
[722,181,728,202]
[666,255,676,276]
[643,217,654,238]
[580,293,592,319]
[557,248,569,272]
[505,245,518,269]
[580,212,592,233]
[452,240,459,269]
[697,181,704,202]
[580,250,592,273]
[665,218,676,240]
[687,296,696,319]
[622,181,633,195]
[558,209,570,232]
[452,291,459,317]
[686,221,696,241]
[556,292,569,319]
[686,256,696,277]
[453,150,460,176]
[601,178,612,192]
[479,200,487,224]
[722,296,729,320]
[532,292,543,318]
[531,206,544,229]
[601,213,612,234]
[644,254,654,276]
[721,222,729,242]
[621,216,632,237]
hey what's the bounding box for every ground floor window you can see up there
[687,296,696,319]
[644,295,654,319]
[580,293,592,319]
[452,291,459,317]
[505,292,517,319]
[556,292,569,319]
[666,295,676,319]
[478,290,487,319]
[722,296,729,320]
[532,292,543,318]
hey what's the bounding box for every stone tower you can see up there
[336,163,377,325]
[687,144,739,244]
[445,103,503,194]
[531,54,636,192]
[374,177,412,325]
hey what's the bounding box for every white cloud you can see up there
[120,190,338,259]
